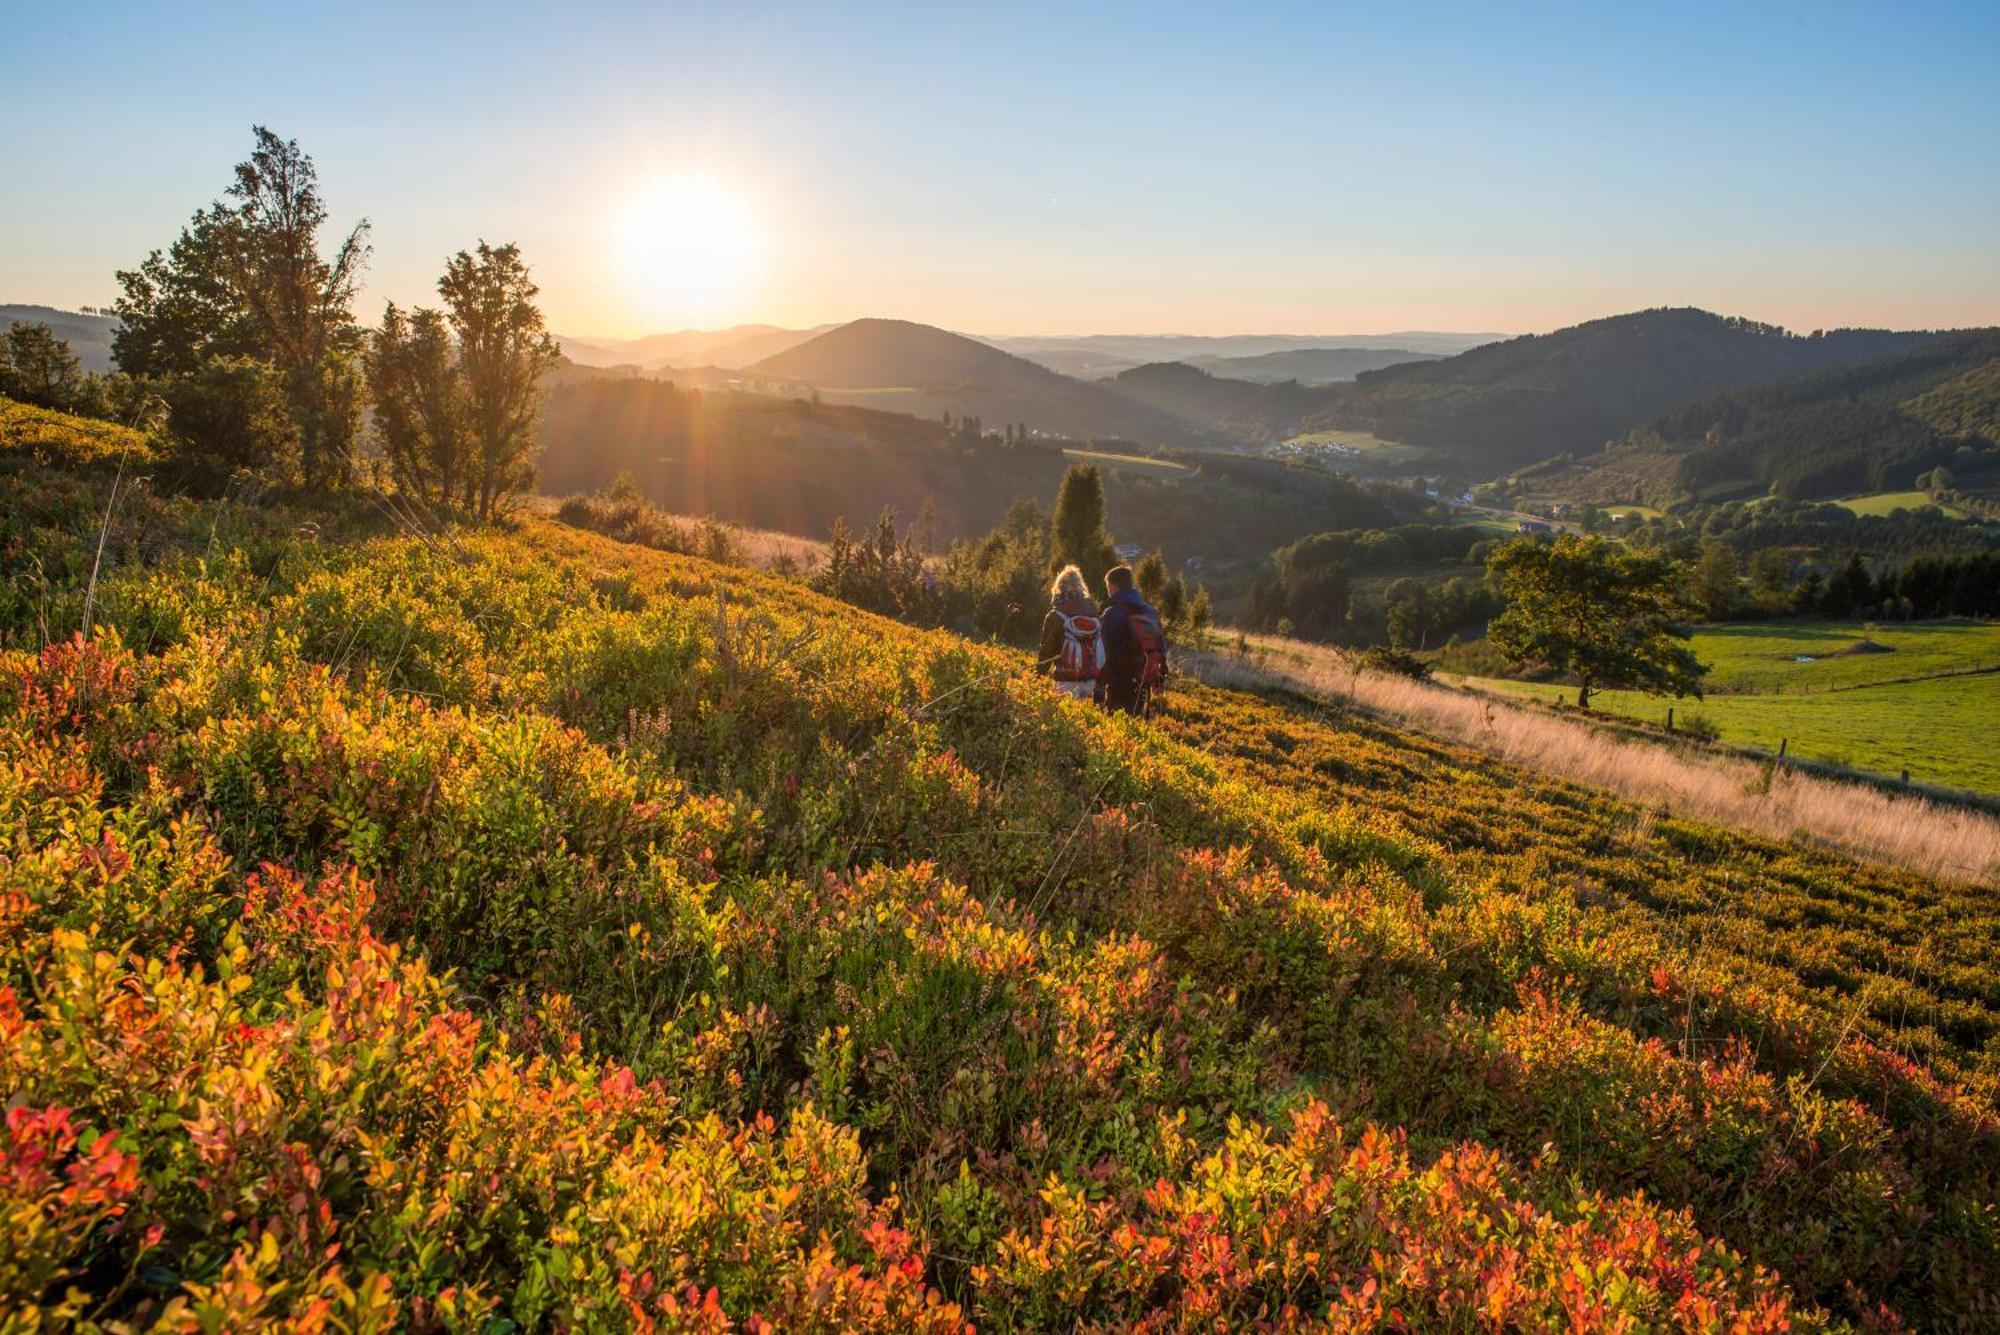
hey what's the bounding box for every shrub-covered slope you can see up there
[3,428,1997,1330]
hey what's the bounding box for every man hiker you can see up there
[1039,564,1105,699]
[1097,564,1168,716]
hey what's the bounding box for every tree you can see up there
[161,357,299,493]
[1488,535,1705,709]
[368,243,559,519]
[113,205,253,379]
[1692,541,1740,619]
[1049,463,1116,576]
[1750,548,1792,603]
[225,128,370,488]
[113,126,369,491]
[365,304,465,511]
[439,242,560,519]
[0,322,86,411]
[1135,550,1168,603]
[1384,577,1432,650]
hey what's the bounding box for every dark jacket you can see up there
[1038,595,1101,677]
[1098,588,1158,711]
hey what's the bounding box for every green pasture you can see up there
[1836,490,1972,519]
[1468,618,2000,794]
[1482,672,2000,796]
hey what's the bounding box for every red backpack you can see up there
[1056,610,1106,681]
[1126,606,1168,691]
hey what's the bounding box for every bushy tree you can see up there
[1488,535,1705,709]
[815,510,945,624]
[366,304,464,511]
[1692,541,1741,619]
[114,126,369,491]
[368,242,559,519]
[160,357,299,493]
[942,499,1049,642]
[1049,463,1116,576]
[0,322,86,411]
[441,242,560,518]
[1384,577,1431,649]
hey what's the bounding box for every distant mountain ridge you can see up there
[0,304,119,372]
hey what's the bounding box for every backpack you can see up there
[1056,610,1106,681]
[1126,605,1168,691]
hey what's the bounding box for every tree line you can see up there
[11,127,559,518]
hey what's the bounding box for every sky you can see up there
[4,1,1998,340]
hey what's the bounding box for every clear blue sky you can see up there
[4,0,1997,338]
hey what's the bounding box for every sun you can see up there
[615,176,759,319]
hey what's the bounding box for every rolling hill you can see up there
[535,376,1396,559]
[0,303,119,371]
[1099,360,1330,441]
[990,329,1504,376]
[1532,328,2000,504]
[1658,329,2000,498]
[1298,308,1954,473]
[556,323,835,370]
[5,400,1996,1327]
[1185,346,1440,383]
[747,317,1211,445]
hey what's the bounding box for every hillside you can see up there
[1300,308,1952,473]
[1186,346,1440,383]
[749,318,1210,445]
[5,400,1999,1328]
[0,303,119,371]
[1100,360,1332,442]
[1657,329,2000,498]
[535,377,1396,559]
[556,323,834,370]
[992,329,1504,375]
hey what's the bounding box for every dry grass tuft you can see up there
[1188,636,2000,885]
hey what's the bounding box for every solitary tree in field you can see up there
[1050,463,1116,576]
[1488,535,1705,709]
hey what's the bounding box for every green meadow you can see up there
[1474,620,2000,795]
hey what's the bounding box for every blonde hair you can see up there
[1050,564,1089,603]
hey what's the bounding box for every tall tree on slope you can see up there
[1488,534,1706,710]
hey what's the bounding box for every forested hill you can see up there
[535,376,1395,558]
[1657,328,2000,498]
[1298,308,1951,471]
[0,304,119,372]
[747,317,1208,445]
[1101,361,1331,442]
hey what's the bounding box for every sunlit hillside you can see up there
[4,400,1996,1330]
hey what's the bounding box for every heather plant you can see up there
[3,419,1998,1328]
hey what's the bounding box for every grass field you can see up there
[1486,673,2000,795]
[1471,619,2000,794]
[1604,503,1663,520]
[1690,619,2000,692]
[1061,445,1189,476]
[1836,489,1972,518]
